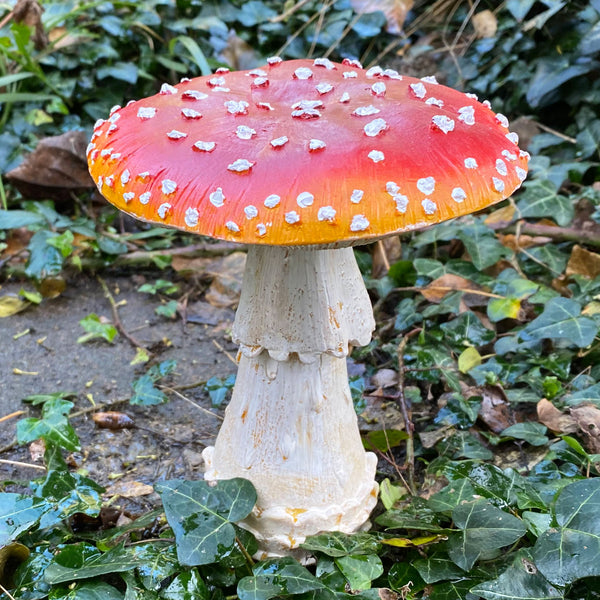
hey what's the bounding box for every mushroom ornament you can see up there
[88,58,529,556]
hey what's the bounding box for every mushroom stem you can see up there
[203,245,379,556]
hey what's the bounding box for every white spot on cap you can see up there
[432,115,455,133]
[421,75,438,84]
[386,182,400,195]
[351,189,364,204]
[382,68,402,79]
[264,194,280,208]
[185,207,199,227]
[271,136,289,148]
[94,118,105,129]
[123,192,135,203]
[267,56,282,65]
[466,92,478,100]
[105,176,114,188]
[251,77,268,88]
[212,86,231,93]
[502,149,518,161]
[228,159,254,172]
[285,211,300,224]
[458,106,475,125]
[368,150,384,163]
[210,188,225,207]
[100,148,113,157]
[316,82,334,94]
[495,113,509,128]
[86,143,95,155]
[343,58,362,68]
[107,124,118,135]
[291,100,323,118]
[395,194,409,213]
[109,153,121,160]
[236,125,256,140]
[318,206,336,221]
[464,157,478,169]
[496,159,508,176]
[208,76,226,87]
[138,171,150,180]
[160,83,177,95]
[339,92,351,103]
[139,192,151,204]
[248,68,268,77]
[417,176,436,195]
[182,90,208,100]
[121,169,130,185]
[193,141,216,152]
[516,166,527,181]
[350,215,369,231]
[426,97,444,108]
[410,82,426,98]
[244,205,258,219]
[294,67,313,79]
[162,179,177,194]
[314,57,335,69]
[493,177,505,193]
[226,221,240,233]
[506,132,519,144]
[137,107,156,119]
[215,67,229,74]
[256,223,267,236]
[109,105,120,114]
[422,199,437,214]
[167,130,187,139]
[371,81,386,97]
[452,188,467,203]
[364,118,387,137]
[182,108,202,119]
[353,105,380,117]
[309,139,326,151]
[343,71,358,78]
[96,176,103,190]
[108,112,120,123]
[158,203,171,219]
[297,192,314,208]
[366,66,383,78]
[224,100,249,115]
[257,102,274,110]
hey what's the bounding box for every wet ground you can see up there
[0,273,237,510]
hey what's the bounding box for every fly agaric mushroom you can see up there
[87,58,528,556]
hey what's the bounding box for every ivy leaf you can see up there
[532,478,600,586]
[77,313,118,344]
[516,179,574,226]
[237,557,326,600]
[471,549,563,600]
[501,422,549,446]
[447,500,527,571]
[301,531,381,557]
[48,580,125,599]
[161,569,210,600]
[457,221,511,270]
[156,478,257,566]
[519,297,598,348]
[334,554,383,591]
[25,230,65,280]
[412,557,465,584]
[0,493,45,546]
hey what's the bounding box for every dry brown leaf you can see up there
[13,0,47,49]
[105,480,155,498]
[92,411,135,430]
[371,368,399,389]
[477,386,514,433]
[497,234,552,251]
[566,245,600,279]
[372,236,402,279]
[420,274,478,303]
[350,0,413,34]
[472,9,498,38]
[205,251,246,309]
[484,204,516,226]
[0,295,29,317]
[5,131,93,200]
[537,398,577,434]
[219,31,260,71]
[570,404,600,454]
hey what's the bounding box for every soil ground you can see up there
[0,273,236,512]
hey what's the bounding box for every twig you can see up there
[0,410,25,424]
[0,458,46,471]
[270,0,312,23]
[211,339,238,366]
[535,122,577,144]
[236,536,255,570]
[0,583,16,600]
[97,275,149,353]
[490,221,600,248]
[160,386,224,421]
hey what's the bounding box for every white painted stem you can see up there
[203,246,379,556]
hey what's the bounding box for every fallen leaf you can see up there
[419,426,453,449]
[458,347,482,373]
[219,31,259,71]
[570,404,600,453]
[537,398,577,434]
[28,439,46,462]
[5,131,93,200]
[498,234,551,251]
[371,368,398,389]
[381,534,447,548]
[105,480,155,498]
[477,385,514,433]
[485,204,516,226]
[566,244,600,279]
[0,295,29,317]
[92,411,135,430]
[205,251,246,309]
[350,0,413,34]
[13,0,47,48]
[372,236,402,279]
[0,542,30,587]
[472,9,498,38]
[419,274,478,303]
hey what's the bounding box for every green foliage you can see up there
[130,359,177,405]
[204,374,236,408]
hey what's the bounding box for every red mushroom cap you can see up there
[87,58,528,246]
